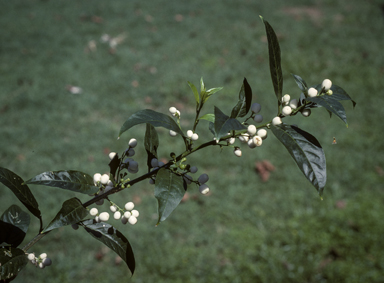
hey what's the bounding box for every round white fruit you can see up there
[322,79,332,91]
[199,184,210,195]
[99,212,110,222]
[307,87,318,97]
[282,106,292,116]
[125,202,135,211]
[272,116,282,126]
[247,125,257,136]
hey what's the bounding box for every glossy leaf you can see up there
[0,205,30,247]
[43,198,88,233]
[109,153,120,180]
[214,106,246,140]
[0,247,28,281]
[313,84,356,108]
[0,167,41,220]
[292,74,308,94]
[119,109,184,138]
[188,81,200,106]
[271,124,326,195]
[230,78,253,118]
[154,168,185,225]
[25,170,99,195]
[199,113,215,123]
[306,96,348,126]
[81,219,135,275]
[144,123,159,172]
[261,16,283,104]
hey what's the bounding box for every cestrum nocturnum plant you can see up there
[0,17,355,282]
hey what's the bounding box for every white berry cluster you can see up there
[186,130,199,141]
[89,201,139,225]
[92,173,114,205]
[27,252,52,269]
[169,106,181,137]
[232,123,267,157]
[307,79,333,98]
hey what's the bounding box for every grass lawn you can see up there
[1,0,384,282]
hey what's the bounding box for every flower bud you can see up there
[307,87,318,97]
[289,99,298,109]
[128,138,137,148]
[234,148,242,157]
[90,208,98,216]
[131,210,139,217]
[199,184,210,195]
[114,211,122,220]
[197,173,209,184]
[253,135,262,146]
[100,174,110,185]
[251,103,261,114]
[253,114,263,123]
[93,173,101,184]
[272,116,282,126]
[257,129,267,139]
[187,130,193,138]
[169,107,177,114]
[169,130,177,137]
[282,106,292,116]
[191,133,199,141]
[99,212,110,222]
[282,94,290,103]
[322,79,332,91]
[128,216,137,225]
[108,152,116,160]
[189,166,198,173]
[247,125,257,136]
[125,202,134,211]
[301,109,311,117]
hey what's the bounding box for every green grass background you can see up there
[1,0,384,282]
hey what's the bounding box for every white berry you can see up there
[308,87,318,97]
[90,208,98,216]
[247,125,257,136]
[289,99,298,109]
[272,116,282,126]
[128,216,138,225]
[282,94,290,103]
[100,174,110,185]
[169,107,177,114]
[131,210,139,217]
[253,114,263,123]
[110,206,117,212]
[125,202,134,211]
[39,253,47,260]
[257,129,267,139]
[253,135,262,147]
[186,130,193,138]
[191,133,199,141]
[199,184,210,195]
[282,106,292,116]
[124,211,132,219]
[247,138,256,149]
[128,138,137,148]
[251,103,261,114]
[322,79,332,91]
[301,109,311,117]
[93,173,101,184]
[227,137,236,145]
[99,212,110,222]
[114,211,122,220]
[28,253,35,261]
[108,152,116,160]
[169,130,177,137]
[234,148,242,157]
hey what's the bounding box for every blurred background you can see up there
[1,0,383,282]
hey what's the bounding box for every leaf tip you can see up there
[259,15,264,21]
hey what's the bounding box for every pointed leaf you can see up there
[119,109,184,138]
[208,122,216,136]
[154,168,185,224]
[260,16,283,104]
[199,113,215,123]
[271,124,326,195]
[144,124,159,172]
[81,219,135,275]
[306,96,348,126]
[292,74,308,93]
[188,81,200,106]
[25,170,99,195]
[0,205,30,247]
[214,106,246,140]
[313,84,356,108]
[231,78,253,118]
[109,153,120,180]
[201,87,223,104]
[0,167,41,220]
[0,247,28,281]
[200,77,205,93]
[43,198,88,233]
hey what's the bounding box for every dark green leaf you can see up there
[292,74,308,94]
[144,123,159,172]
[271,124,326,195]
[313,84,356,108]
[260,16,283,104]
[199,113,215,123]
[43,198,88,233]
[306,96,348,126]
[208,122,216,136]
[188,81,200,106]
[109,153,120,180]
[0,247,28,281]
[81,219,135,275]
[0,205,30,247]
[0,167,41,220]
[154,168,185,225]
[230,78,253,118]
[214,106,246,140]
[25,170,99,195]
[119,109,184,138]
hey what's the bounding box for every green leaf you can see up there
[200,77,205,93]
[81,219,135,275]
[0,205,30,247]
[230,78,253,118]
[260,16,283,105]
[306,96,348,126]
[42,198,88,233]
[25,170,99,195]
[214,106,246,140]
[154,168,185,225]
[109,153,120,180]
[202,87,223,104]
[271,124,326,195]
[0,167,41,220]
[119,109,184,138]
[0,247,28,281]
[199,113,215,123]
[144,123,159,172]
[313,84,356,108]
[188,81,200,106]
[292,74,308,94]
